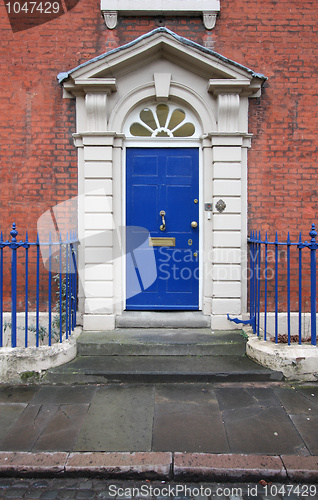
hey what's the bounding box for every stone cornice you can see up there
[101,0,220,29]
[208,79,263,97]
[63,78,117,97]
[201,132,253,148]
[73,132,125,148]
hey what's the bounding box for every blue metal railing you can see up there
[228,224,318,346]
[0,223,78,348]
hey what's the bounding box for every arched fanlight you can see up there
[129,104,195,138]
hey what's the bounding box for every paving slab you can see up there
[296,386,318,401]
[276,387,318,415]
[0,404,29,448]
[153,402,229,453]
[173,453,286,481]
[216,386,283,412]
[75,386,155,452]
[216,386,308,455]
[31,386,97,405]
[242,386,283,407]
[0,404,60,452]
[154,383,219,404]
[32,404,91,452]
[0,397,38,452]
[153,384,228,453]
[221,404,307,455]
[0,386,39,403]
[275,386,318,455]
[288,414,318,455]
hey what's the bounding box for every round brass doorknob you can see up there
[191,221,198,228]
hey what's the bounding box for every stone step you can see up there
[43,328,284,384]
[44,354,283,385]
[77,329,246,356]
[115,311,211,328]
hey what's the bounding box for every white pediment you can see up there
[58,28,266,98]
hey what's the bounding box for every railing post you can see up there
[287,231,291,345]
[257,231,261,336]
[0,232,3,347]
[74,233,78,330]
[10,223,18,348]
[298,232,303,344]
[274,231,278,343]
[249,232,254,325]
[65,232,69,340]
[309,224,317,346]
[48,232,52,346]
[68,233,72,338]
[71,233,77,332]
[24,232,29,348]
[59,234,63,343]
[264,232,268,341]
[249,231,256,333]
[36,232,40,348]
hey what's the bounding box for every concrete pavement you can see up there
[1,329,318,484]
[0,381,318,482]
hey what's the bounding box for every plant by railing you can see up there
[228,224,318,346]
[0,223,78,348]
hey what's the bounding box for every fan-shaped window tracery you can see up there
[129,104,196,138]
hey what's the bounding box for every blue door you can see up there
[126,147,199,310]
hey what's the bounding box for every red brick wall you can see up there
[0,0,316,310]
[1,0,316,238]
[212,0,318,241]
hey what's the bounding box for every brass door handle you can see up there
[191,221,198,228]
[160,210,166,231]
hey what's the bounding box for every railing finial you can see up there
[10,223,18,242]
[309,223,317,243]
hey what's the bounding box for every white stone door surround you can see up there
[58,27,266,331]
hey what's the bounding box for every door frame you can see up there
[60,27,266,330]
[123,139,203,311]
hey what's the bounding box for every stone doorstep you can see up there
[115,312,211,329]
[76,329,247,357]
[0,452,317,482]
